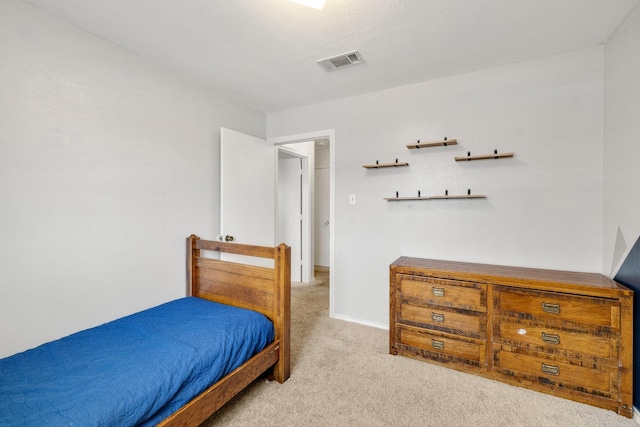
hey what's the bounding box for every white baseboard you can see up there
[331,313,388,330]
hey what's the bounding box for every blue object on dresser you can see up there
[614,235,640,411]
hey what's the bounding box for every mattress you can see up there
[0,297,274,426]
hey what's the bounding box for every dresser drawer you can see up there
[494,287,618,329]
[398,274,486,312]
[399,303,485,339]
[495,348,617,398]
[397,325,484,365]
[494,316,616,363]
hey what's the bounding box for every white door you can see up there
[314,167,330,267]
[220,128,275,263]
[277,142,314,282]
[277,155,302,281]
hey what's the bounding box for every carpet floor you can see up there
[201,268,636,427]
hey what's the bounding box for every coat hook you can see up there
[396,191,399,198]
[418,190,421,197]
[468,189,471,195]
[445,189,448,196]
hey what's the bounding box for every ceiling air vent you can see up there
[317,50,365,72]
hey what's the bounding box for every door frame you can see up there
[269,129,335,317]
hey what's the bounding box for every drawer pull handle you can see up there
[432,313,445,323]
[541,363,560,376]
[541,302,560,314]
[541,332,560,345]
[431,339,445,350]
[432,287,445,297]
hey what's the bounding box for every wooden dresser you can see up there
[389,257,634,418]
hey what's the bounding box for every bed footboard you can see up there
[161,235,291,426]
[186,235,290,383]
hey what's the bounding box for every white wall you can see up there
[604,5,640,275]
[0,0,265,358]
[268,48,605,328]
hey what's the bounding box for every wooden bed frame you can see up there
[159,235,291,426]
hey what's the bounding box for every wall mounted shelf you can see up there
[384,190,486,201]
[455,150,514,161]
[363,159,409,169]
[428,194,486,199]
[407,138,458,150]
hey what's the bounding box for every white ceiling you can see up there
[20,0,640,113]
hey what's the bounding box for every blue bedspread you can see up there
[0,297,274,426]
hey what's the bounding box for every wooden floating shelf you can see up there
[407,138,458,149]
[455,151,514,161]
[384,194,486,201]
[429,194,486,199]
[363,161,409,169]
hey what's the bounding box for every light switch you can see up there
[349,194,356,205]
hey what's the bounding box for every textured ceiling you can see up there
[20,0,640,113]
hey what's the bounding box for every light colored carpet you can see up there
[202,268,636,427]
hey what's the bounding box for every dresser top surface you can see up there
[391,257,632,296]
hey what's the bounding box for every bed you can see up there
[0,235,291,426]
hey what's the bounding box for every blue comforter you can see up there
[0,297,274,426]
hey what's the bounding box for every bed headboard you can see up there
[186,235,291,381]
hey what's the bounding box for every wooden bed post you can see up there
[186,235,200,297]
[273,243,291,383]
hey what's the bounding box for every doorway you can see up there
[314,140,330,268]
[277,141,313,283]
[270,129,335,316]
[277,149,306,282]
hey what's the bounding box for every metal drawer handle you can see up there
[431,313,445,323]
[541,332,560,345]
[541,363,560,376]
[432,287,445,297]
[431,339,445,350]
[541,302,560,314]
